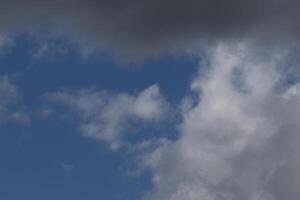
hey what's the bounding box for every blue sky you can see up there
[0,34,199,200]
[1,33,300,200]
[2,1,300,200]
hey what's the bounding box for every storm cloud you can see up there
[1,0,300,55]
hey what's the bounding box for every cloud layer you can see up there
[1,0,300,56]
[142,42,300,200]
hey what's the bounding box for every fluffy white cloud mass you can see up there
[46,84,168,150]
[142,43,300,200]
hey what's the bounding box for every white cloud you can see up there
[61,162,75,173]
[0,34,12,48]
[6,111,31,125]
[32,42,49,59]
[0,76,18,112]
[131,85,166,120]
[46,84,169,150]
[0,76,29,125]
[143,43,300,200]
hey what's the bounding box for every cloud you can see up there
[0,76,18,112]
[141,42,300,200]
[1,0,300,57]
[61,163,75,173]
[0,76,29,125]
[2,2,300,198]
[45,84,169,150]
[0,34,13,51]
[6,111,31,126]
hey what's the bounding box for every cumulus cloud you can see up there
[45,84,169,150]
[141,43,300,200]
[1,0,300,56]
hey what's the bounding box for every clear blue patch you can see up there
[0,34,199,200]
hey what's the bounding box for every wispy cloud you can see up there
[0,76,29,126]
[0,76,18,112]
[61,162,75,173]
[45,84,169,150]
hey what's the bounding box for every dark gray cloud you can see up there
[1,0,300,56]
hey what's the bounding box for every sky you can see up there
[2,1,300,200]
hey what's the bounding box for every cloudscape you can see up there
[1,1,300,200]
